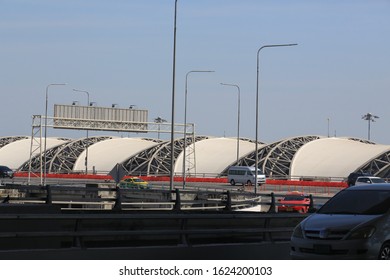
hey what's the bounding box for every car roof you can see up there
[347,183,390,191]
[285,191,305,195]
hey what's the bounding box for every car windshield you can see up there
[248,170,264,175]
[283,196,305,201]
[318,190,390,215]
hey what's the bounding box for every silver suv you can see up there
[355,176,386,185]
[290,184,390,259]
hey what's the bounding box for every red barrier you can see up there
[14,172,112,181]
[267,179,347,188]
[14,172,347,188]
[137,176,348,188]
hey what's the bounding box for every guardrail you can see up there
[0,204,308,259]
[0,183,331,212]
[0,184,260,210]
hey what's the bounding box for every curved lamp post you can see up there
[43,83,66,185]
[255,44,297,191]
[220,83,241,165]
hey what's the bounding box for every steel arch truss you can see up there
[0,136,29,149]
[261,136,322,178]
[122,136,209,176]
[21,136,111,173]
[19,141,71,172]
[220,140,279,176]
[222,136,321,178]
[347,137,376,145]
[354,148,390,178]
[46,136,113,173]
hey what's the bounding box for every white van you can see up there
[227,166,266,186]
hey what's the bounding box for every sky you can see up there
[1,0,390,144]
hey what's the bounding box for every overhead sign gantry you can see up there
[28,104,195,184]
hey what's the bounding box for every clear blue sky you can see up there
[1,0,390,144]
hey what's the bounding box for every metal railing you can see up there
[0,183,331,212]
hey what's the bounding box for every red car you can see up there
[277,191,311,213]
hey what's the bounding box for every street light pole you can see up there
[183,70,214,189]
[169,0,178,191]
[362,113,379,141]
[43,83,66,186]
[154,116,167,139]
[255,44,297,192]
[220,83,241,165]
[73,89,90,174]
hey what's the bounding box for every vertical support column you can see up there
[113,186,122,210]
[309,194,314,212]
[173,188,181,211]
[224,191,232,211]
[45,185,52,204]
[267,192,276,213]
[28,115,44,185]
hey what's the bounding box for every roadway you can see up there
[0,242,292,260]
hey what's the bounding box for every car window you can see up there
[372,178,386,183]
[356,177,370,183]
[318,190,390,215]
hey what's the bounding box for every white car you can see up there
[355,176,386,185]
[290,184,390,259]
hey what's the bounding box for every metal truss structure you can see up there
[27,115,195,178]
[347,137,376,145]
[221,136,322,178]
[354,148,390,178]
[41,115,193,135]
[0,136,29,148]
[48,136,113,173]
[122,136,208,176]
[22,112,387,180]
[53,104,149,133]
[20,141,69,172]
[21,136,114,173]
[7,118,390,181]
[341,137,390,177]
[260,136,322,178]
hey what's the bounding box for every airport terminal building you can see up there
[1,135,390,181]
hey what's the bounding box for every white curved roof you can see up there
[74,137,159,173]
[2,134,390,179]
[0,137,68,170]
[291,137,390,179]
[174,137,263,175]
